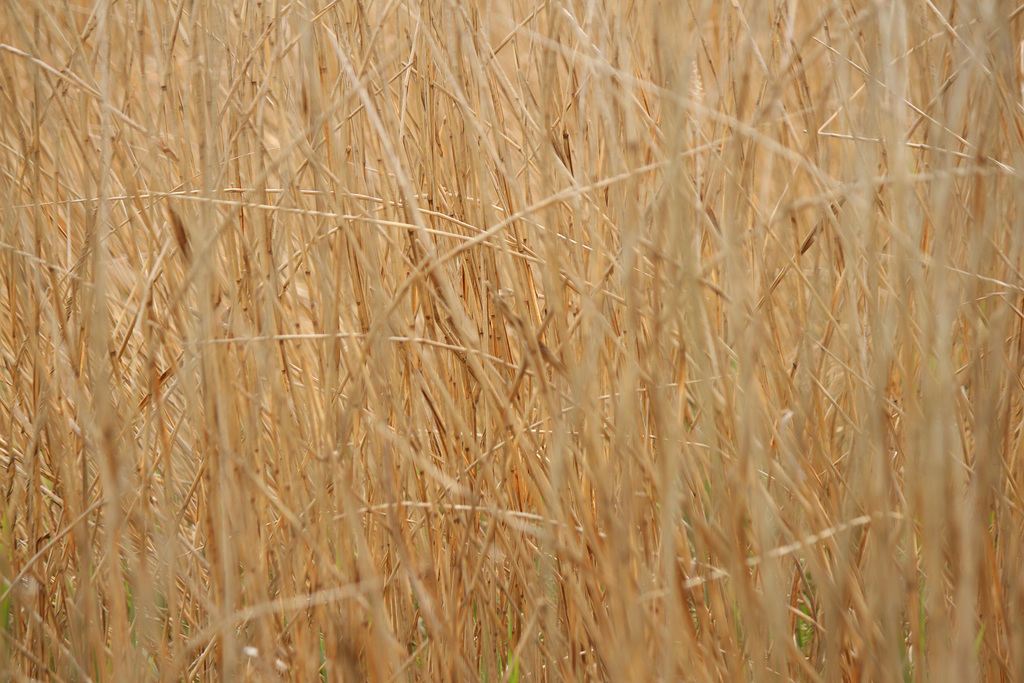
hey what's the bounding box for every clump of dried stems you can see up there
[2,1,1024,680]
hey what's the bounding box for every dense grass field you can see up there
[2,0,1024,680]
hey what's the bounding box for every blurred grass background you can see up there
[2,0,1024,680]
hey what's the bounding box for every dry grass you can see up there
[2,0,1024,680]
